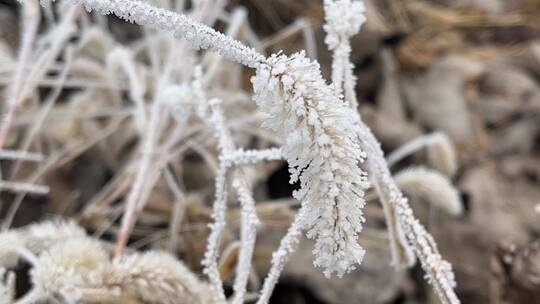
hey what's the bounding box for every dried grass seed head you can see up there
[252,51,370,277]
[427,132,458,177]
[395,167,463,216]
[0,220,86,268]
[30,238,110,301]
[109,250,211,304]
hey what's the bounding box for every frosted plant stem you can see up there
[231,172,259,304]
[202,163,228,304]
[207,100,260,304]
[66,0,266,68]
[355,121,460,304]
[256,209,304,304]
[19,7,78,101]
[371,176,414,267]
[0,0,40,150]
[343,58,359,110]
[224,148,283,166]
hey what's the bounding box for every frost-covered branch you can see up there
[257,209,304,304]
[68,0,265,68]
[355,116,460,304]
[222,148,283,167]
[206,99,260,304]
[202,161,228,304]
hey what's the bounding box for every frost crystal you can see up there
[252,51,370,277]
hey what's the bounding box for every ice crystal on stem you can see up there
[354,122,460,304]
[68,0,265,68]
[223,148,283,167]
[252,51,370,277]
[206,99,260,304]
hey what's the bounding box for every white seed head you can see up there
[395,167,463,216]
[109,251,211,304]
[252,51,370,277]
[427,132,458,177]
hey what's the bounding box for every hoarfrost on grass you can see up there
[0,0,464,303]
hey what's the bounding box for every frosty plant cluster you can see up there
[0,0,462,303]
